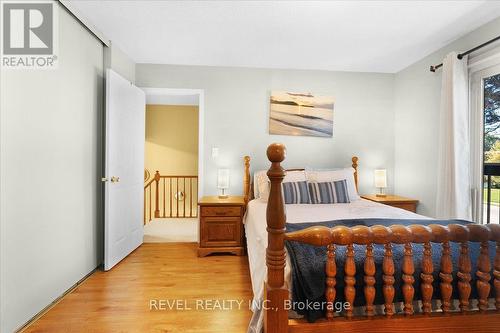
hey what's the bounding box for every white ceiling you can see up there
[70,0,500,73]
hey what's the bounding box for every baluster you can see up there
[402,243,414,315]
[190,178,193,218]
[175,177,179,217]
[383,243,395,316]
[364,243,375,316]
[420,242,433,314]
[325,244,336,320]
[163,178,166,217]
[169,177,173,217]
[495,241,500,310]
[477,241,491,312]
[183,177,186,217]
[149,186,152,221]
[195,178,199,217]
[154,171,160,218]
[457,242,472,312]
[344,244,356,318]
[439,241,453,313]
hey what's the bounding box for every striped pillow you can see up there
[308,180,350,204]
[282,181,311,204]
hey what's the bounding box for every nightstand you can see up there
[361,194,419,213]
[198,196,246,257]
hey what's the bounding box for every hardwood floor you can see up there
[23,243,253,333]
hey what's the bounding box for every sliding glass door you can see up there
[482,72,500,224]
[471,65,500,224]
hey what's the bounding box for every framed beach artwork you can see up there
[269,91,334,137]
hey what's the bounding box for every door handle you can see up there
[111,176,120,183]
[101,177,108,182]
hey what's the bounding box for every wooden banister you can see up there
[144,171,198,223]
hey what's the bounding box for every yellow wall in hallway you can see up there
[145,104,199,177]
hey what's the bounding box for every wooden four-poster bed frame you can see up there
[242,143,500,333]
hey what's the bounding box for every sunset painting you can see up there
[269,91,334,137]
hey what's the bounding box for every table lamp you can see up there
[217,169,230,199]
[374,169,387,197]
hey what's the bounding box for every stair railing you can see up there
[144,171,198,224]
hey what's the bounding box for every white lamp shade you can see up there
[374,169,387,188]
[217,169,230,189]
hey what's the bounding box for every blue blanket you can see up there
[285,218,496,322]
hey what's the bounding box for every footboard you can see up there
[264,143,500,333]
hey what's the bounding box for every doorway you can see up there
[141,88,205,241]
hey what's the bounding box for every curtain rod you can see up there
[429,35,500,72]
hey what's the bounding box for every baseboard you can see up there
[16,267,99,333]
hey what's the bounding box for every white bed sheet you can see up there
[244,198,429,314]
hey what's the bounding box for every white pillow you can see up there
[305,168,360,201]
[284,170,307,182]
[256,170,307,202]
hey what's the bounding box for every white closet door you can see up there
[104,69,145,270]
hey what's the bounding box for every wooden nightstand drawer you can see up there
[361,194,418,213]
[388,202,417,213]
[201,206,241,217]
[200,217,241,247]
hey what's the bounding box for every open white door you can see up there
[104,69,145,270]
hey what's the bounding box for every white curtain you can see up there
[436,52,471,220]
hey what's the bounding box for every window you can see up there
[471,64,500,224]
[482,73,500,223]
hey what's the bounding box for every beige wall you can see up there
[145,105,199,177]
[137,65,395,197]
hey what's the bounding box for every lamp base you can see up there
[218,188,228,199]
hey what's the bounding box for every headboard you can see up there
[243,155,359,205]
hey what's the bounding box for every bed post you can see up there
[243,155,251,205]
[352,156,359,191]
[265,143,288,333]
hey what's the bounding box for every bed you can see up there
[242,143,500,333]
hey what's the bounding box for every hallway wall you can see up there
[145,104,199,177]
